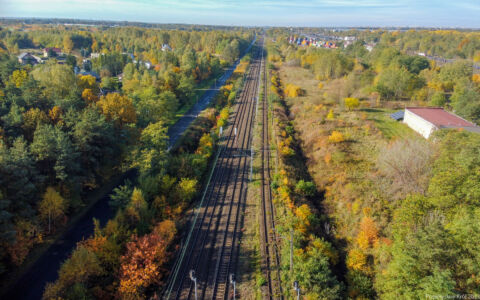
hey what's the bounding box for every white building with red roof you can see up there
[404,107,479,138]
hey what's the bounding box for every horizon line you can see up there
[1,16,480,30]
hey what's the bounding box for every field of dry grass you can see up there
[276,63,423,247]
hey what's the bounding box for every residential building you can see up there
[18,52,41,65]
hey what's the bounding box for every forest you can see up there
[0,22,253,298]
[262,28,480,299]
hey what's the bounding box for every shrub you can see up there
[328,131,345,143]
[326,109,335,120]
[285,84,304,98]
[295,180,316,196]
[344,97,360,110]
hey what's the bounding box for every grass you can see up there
[362,108,415,140]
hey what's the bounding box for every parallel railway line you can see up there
[164,39,263,300]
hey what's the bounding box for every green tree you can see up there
[135,121,169,176]
[0,138,38,217]
[31,124,79,183]
[175,178,197,204]
[109,180,133,210]
[430,91,447,107]
[31,61,76,99]
[450,81,480,122]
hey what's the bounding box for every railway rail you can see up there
[164,39,263,300]
[258,42,283,300]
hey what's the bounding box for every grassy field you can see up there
[362,108,416,140]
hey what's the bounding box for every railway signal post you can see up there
[189,270,198,300]
[293,281,300,300]
[229,273,236,299]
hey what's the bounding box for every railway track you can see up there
[258,42,283,300]
[164,39,263,300]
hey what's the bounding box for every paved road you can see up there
[168,36,256,149]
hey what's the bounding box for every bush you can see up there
[328,131,345,143]
[285,84,304,98]
[295,180,316,196]
[344,97,360,110]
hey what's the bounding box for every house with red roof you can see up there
[404,107,479,138]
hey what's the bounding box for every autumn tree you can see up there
[344,97,360,110]
[285,84,304,98]
[118,220,176,298]
[81,88,99,104]
[77,74,99,94]
[63,35,74,54]
[328,131,345,143]
[9,69,28,88]
[326,109,335,120]
[96,93,136,127]
[38,187,67,233]
[43,246,103,299]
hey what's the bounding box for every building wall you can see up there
[403,109,437,138]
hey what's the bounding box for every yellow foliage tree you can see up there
[77,75,99,93]
[22,108,49,134]
[328,131,345,143]
[81,88,99,104]
[295,204,312,234]
[38,187,67,233]
[344,97,360,111]
[48,106,63,124]
[346,248,367,272]
[9,70,28,88]
[63,35,74,54]
[285,84,303,98]
[97,93,137,126]
[326,109,335,120]
[474,51,480,63]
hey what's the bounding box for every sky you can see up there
[1,0,480,28]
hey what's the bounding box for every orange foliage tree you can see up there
[118,220,176,298]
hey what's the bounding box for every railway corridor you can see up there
[258,42,283,300]
[164,40,263,300]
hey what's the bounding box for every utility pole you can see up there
[230,273,236,299]
[293,281,300,300]
[189,270,197,300]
